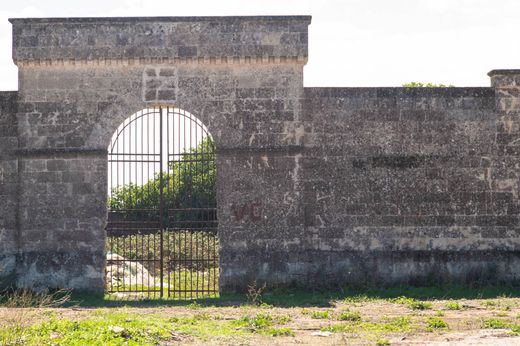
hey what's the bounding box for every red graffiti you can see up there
[232,202,263,222]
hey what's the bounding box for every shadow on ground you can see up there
[64,285,520,309]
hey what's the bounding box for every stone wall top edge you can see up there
[488,69,520,77]
[0,91,18,98]
[9,15,312,24]
[304,87,495,98]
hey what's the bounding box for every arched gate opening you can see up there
[105,107,218,299]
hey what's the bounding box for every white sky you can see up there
[1,0,520,90]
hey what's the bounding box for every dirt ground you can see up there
[3,295,520,345]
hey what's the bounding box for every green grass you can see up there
[0,312,172,345]
[482,318,520,335]
[336,309,362,321]
[310,311,330,319]
[426,317,448,329]
[391,296,432,310]
[0,310,296,345]
[445,301,462,310]
[483,318,509,329]
[232,313,294,337]
[321,316,413,335]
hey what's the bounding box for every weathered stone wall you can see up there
[297,87,520,287]
[220,86,520,290]
[9,16,309,291]
[2,16,520,292]
[0,91,18,288]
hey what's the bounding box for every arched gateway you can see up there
[106,107,217,298]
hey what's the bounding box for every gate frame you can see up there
[106,106,219,299]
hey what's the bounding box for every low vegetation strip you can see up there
[2,286,520,345]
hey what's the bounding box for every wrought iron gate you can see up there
[105,107,218,299]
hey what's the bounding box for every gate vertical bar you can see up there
[159,106,164,298]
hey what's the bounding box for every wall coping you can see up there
[10,15,311,64]
[488,69,520,77]
[9,16,311,24]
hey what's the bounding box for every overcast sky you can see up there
[0,0,519,90]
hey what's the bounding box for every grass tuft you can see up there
[426,317,448,329]
[336,309,362,321]
[445,301,462,310]
[391,296,432,310]
[311,311,331,319]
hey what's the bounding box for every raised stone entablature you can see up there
[9,16,310,64]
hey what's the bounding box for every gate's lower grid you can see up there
[105,229,219,299]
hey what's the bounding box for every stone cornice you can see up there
[11,16,310,64]
[16,55,308,67]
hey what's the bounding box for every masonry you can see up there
[0,15,519,292]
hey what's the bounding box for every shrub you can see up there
[445,301,462,310]
[311,311,330,319]
[336,309,361,321]
[427,317,448,329]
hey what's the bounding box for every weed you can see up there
[376,339,391,345]
[321,324,355,333]
[408,301,432,310]
[187,301,201,309]
[0,288,71,308]
[311,311,330,319]
[321,316,412,335]
[259,302,274,309]
[232,313,293,337]
[391,296,432,310]
[435,311,445,317]
[482,300,497,308]
[336,309,362,321]
[246,281,266,306]
[275,315,291,324]
[426,317,448,329]
[266,327,295,337]
[343,294,373,304]
[445,301,462,310]
[234,313,273,331]
[483,318,509,329]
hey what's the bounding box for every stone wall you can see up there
[299,87,519,287]
[2,16,520,292]
[0,91,18,288]
[9,16,309,291]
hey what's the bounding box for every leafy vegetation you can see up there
[0,313,172,345]
[402,82,454,87]
[391,296,432,310]
[108,137,216,227]
[445,301,462,310]
[336,309,362,321]
[426,316,448,329]
[311,310,331,319]
[321,316,413,335]
[232,313,294,337]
